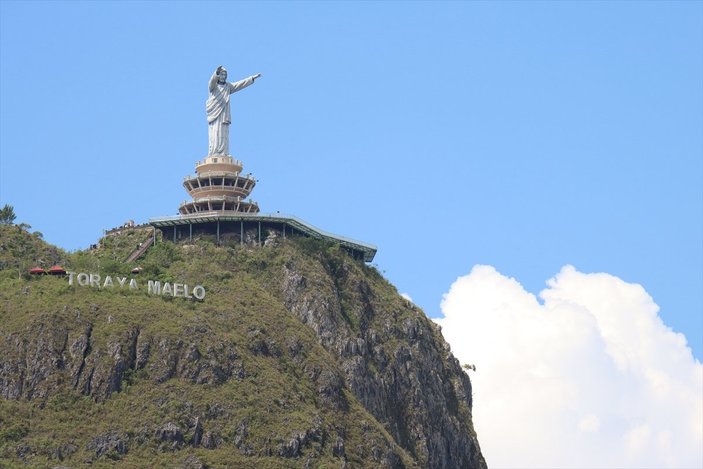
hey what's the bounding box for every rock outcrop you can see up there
[281,251,484,469]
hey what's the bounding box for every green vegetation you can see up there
[0,224,68,279]
[0,226,421,468]
[0,225,482,468]
[0,204,16,225]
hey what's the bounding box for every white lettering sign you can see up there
[66,272,205,300]
[78,272,89,286]
[148,280,161,295]
[192,285,206,300]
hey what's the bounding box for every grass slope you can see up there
[0,225,428,468]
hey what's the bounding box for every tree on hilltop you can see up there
[0,204,16,225]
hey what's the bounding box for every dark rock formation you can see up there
[86,431,128,459]
[281,253,484,469]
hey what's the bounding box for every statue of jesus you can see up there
[206,65,261,156]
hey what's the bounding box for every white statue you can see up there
[206,65,261,156]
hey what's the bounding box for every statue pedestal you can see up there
[195,155,243,174]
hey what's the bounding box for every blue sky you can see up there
[1,0,701,364]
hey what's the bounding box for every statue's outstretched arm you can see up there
[228,74,261,94]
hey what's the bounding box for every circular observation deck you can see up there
[179,195,260,215]
[183,172,256,199]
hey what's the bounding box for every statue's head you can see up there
[217,67,228,83]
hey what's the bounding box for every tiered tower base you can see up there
[179,155,259,215]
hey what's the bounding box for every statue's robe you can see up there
[206,72,255,156]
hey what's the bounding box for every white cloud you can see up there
[400,292,414,303]
[435,265,703,469]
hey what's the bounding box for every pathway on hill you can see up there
[125,235,154,263]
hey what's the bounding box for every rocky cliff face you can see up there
[0,228,485,468]
[281,248,484,469]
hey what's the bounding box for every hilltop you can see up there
[0,224,485,468]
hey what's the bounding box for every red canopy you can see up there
[29,267,45,275]
[47,265,66,275]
